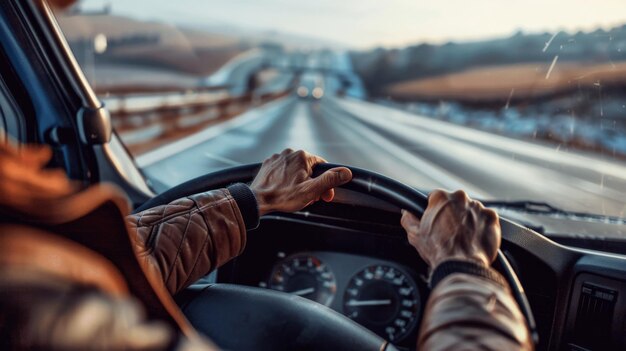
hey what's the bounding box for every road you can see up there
[137,93,626,220]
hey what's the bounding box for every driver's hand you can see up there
[250,149,352,216]
[400,189,500,269]
[0,141,75,207]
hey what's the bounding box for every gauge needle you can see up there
[346,299,392,306]
[290,287,316,296]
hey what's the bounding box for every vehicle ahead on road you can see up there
[3,0,626,350]
[296,72,325,100]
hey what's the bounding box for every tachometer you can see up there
[343,265,420,342]
[268,253,337,306]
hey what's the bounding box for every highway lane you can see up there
[137,96,476,194]
[329,98,626,218]
[139,94,626,219]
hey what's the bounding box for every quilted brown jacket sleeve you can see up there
[418,263,534,351]
[126,188,249,296]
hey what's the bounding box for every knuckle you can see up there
[430,189,445,197]
[471,199,485,210]
[281,148,294,155]
[483,208,499,223]
[295,150,308,161]
[452,189,469,202]
[428,189,447,204]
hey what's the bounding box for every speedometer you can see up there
[268,254,337,306]
[343,264,420,342]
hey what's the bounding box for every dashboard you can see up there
[216,200,429,349]
[263,251,423,343]
[209,192,626,351]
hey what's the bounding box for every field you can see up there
[382,60,626,159]
[386,62,626,102]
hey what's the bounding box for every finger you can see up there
[321,188,335,202]
[268,153,280,161]
[450,189,470,204]
[307,167,352,196]
[427,189,448,206]
[481,225,501,264]
[482,208,499,226]
[305,153,328,170]
[471,199,485,210]
[400,209,421,232]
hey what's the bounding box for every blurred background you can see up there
[53,0,626,220]
[55,0,626,156]
[54,0,626,156]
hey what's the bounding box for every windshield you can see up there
[55,1,626,223]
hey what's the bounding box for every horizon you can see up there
[78,0,626,50]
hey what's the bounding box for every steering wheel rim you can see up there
[136,163,429,215]
[138,163,538,347]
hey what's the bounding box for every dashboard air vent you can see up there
[570,283,617,350]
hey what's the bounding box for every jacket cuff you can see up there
[227,183,260,230]
[430,260,508,289]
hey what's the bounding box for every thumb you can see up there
[400,209,421,232]
[308,167,352,196]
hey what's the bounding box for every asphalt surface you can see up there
[138,95,626,219]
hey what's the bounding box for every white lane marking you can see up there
[335,98,626,213]
[283,102,323,154]
[329,103,487,196]
[135,97,293,167]
[337,98,626,182]
[341,101,617,208]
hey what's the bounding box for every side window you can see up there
[0,47,33,144]
[0,76,22,141]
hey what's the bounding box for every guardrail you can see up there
[103,87,289,155]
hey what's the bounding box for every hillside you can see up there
[387,62,626,102]
[353,24,626,159]
[351,25,626,99]
[57,13,247,71]
[55,13,248,91]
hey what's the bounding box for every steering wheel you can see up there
[136,163,538,350]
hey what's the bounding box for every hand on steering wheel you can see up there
[400,189,500,269]
[142,161,537,349]
[251,149,352,216]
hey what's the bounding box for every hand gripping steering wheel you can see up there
[136,163,538,350]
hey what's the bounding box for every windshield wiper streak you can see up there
[481,200,626,225]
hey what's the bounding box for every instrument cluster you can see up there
[262,251,423,343]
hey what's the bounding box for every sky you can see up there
[80,0,626,49]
